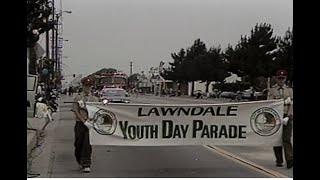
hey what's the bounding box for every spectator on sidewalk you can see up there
[134,88,139,98]
[69,86,73,96]
[72,77,99,173]
[37,82,45,95]
[267,69,293,169]
[177,89,181,96]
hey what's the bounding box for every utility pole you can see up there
[51,1,55,74]
[56,8,72,81]
[45,0,50,86]
[46,22,50,61]
[130,61,133,76]
[55,14,59,77]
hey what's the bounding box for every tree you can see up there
[198,45,230,92]
[27,0,55,74]
[128,73,140,88]
[165,39,207,95]
[224,41,247,78]
[185,39,207,95]
[94,68,117,75]
[163,48,187,82]
[225,23,279,89]
[275,28,293,83]
[162,48,185,92]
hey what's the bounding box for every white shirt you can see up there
[37,85,43,94]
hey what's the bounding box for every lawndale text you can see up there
[137,106,238,117]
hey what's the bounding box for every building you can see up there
[137,73,153,93]
[150,74,174,95]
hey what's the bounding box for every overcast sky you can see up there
[56,0,292,79]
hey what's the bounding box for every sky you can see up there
[55,0,292,81]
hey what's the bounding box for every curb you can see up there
[206,145,288,178]
[27,130,38,158]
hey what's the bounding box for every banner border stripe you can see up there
[80,99,283,107]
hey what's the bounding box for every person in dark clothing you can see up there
[69,86,73,96]
[74,109,92,171]
[267,70,293,169]
[72,77,98,173]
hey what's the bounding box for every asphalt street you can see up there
[30,94,293,178]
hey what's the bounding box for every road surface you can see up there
[30,94,292,178]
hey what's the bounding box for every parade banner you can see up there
[86,100,284,146]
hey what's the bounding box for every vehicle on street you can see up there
[259,89,269,100]
[100,88,130,103]
[219,91,238,100]
[255,91,264,100]
[240,89,264,100]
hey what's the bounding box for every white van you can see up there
[27,74,38,117]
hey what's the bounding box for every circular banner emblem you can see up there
[92,109,117,135]
[250,107,281,136]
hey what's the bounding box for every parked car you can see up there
[258,89,269,100]
[219,91,238,100]
[100,88,130,103]
[255,91,264,99]
[240,89,264,100]
[240,89,254,99]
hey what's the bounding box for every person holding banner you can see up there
[72,77,99,173]
[267,69,293,169]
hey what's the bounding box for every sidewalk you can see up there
[29,94,76,177]
[27,96,63,158]
[27,129,37,157]
[27,116,52,177]
[27,96,64,177]
[27,117,48,157]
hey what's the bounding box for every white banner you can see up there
[87,100,284,146]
